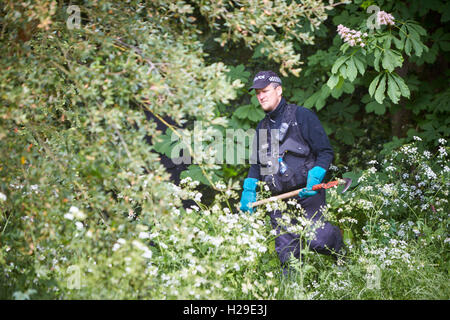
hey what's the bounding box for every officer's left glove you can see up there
[298,166,326,199]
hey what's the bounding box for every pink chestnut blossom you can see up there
[377,11,395,26]
[337,24,366,47]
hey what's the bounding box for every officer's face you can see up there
[255,84,282,112]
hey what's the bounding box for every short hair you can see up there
[271,82,281,89]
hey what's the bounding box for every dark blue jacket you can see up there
[248,97,334,180]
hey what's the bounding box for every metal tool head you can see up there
[340,178,352,193]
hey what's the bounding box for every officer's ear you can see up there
[276,85,283,97]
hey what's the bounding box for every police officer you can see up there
[239,70,343,271]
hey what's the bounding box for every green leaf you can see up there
[411,38,426,57]
[407,26,421,41]
[407,22,427,37]
[248,106,265,122]
[304,91,320,109]
[373,49,382,72]
[382,49,403,72]
[331,56,349,74]
[439,38,450,51]
[316,85,330,111]
[391,73,411,99]
[366,100,386,115]
[393,36,404,50]
[233,104,265,122]
[353,56,365,76]
[399,25,407,41]
[338,64,347,78]
[369,74,382,97]
[180,165,212,186]
[327,74,340,89]
[335,75,345,89]
[346,57,358,82]
[331,86,343,99]
[441,3,450,22]
[374,74,387,104]
[383,35,393,49]
[330,77,345,99]
[316,97,326,111]
[153,130,178,157]
[234,105,250,119]
[342,82,355,94]
[405,38,412,56]
[227,64,250,83]
[342,171,362,189]
[387,73,401,104]
[336,127,355,145]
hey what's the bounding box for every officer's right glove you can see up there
[239,178,258,213]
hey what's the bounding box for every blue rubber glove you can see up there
[298,166,326,199]
[240,178,258,213]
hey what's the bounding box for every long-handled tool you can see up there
[249,178,352,208]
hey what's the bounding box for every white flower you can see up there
[258,245,267,253]
[64,213,74,221]
[149,232,159,239]
[160,242,168,249]
[196,265,206,274]
[194,192,202,202]
[242,282,252,294]
[423,165,437,180]
[329,164,338,171]
[139,232,150,239]
[381,183,395,196]
[69,206,86,220]
[368,167,377,174]
[141,250,152,259]
[75,221,84,230]
[215,182,226,190]
[385,166,396,172]
[180,177,192,184]
[0,192,6,202]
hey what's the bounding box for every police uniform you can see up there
[247,96,343,267]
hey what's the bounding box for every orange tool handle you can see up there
[311,180,339,191]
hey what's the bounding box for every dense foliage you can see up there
[0,0,448,299]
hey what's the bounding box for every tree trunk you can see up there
[390,61,411,138]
